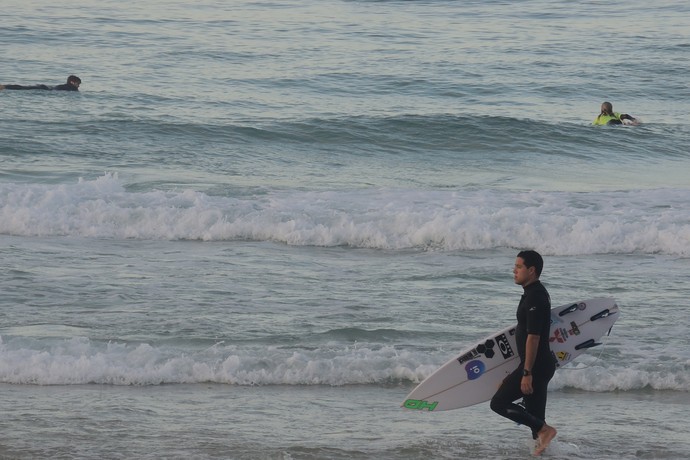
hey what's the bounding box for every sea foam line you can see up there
[1,174,689,255]
[0,336,687,391]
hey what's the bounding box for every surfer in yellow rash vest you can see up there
[592,101,638,125]
[489,250,557,456]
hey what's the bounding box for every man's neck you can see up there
[522,278,539,289]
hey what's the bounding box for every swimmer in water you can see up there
[592,101,638,125]
[1,75,82,92]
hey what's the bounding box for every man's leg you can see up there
[523,384,548,439]
[525,368,557,455]
[490,368,545,434]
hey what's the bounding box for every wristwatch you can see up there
[522,369,531,377]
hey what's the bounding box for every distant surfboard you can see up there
[402,297,619,412]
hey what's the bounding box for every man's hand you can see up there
[521,375,533,395]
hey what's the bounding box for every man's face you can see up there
[513,257,535,286]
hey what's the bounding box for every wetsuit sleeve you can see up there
[52,83,78,91]
[525,291,549,335]
[3,84,51,90]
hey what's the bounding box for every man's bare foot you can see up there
[534,424,557,456]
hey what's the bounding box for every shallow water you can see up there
[2,0,689,458]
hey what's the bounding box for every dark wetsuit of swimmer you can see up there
[490,281,556,439]
[3,82,79,91]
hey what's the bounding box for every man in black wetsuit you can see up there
[490,250,557,456]
[0,75,81,91]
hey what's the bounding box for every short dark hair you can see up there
[517,250,543,277]
[67,75,81,84]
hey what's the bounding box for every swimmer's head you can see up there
[600,101,613,115]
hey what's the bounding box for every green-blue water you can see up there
[2,0,689,458]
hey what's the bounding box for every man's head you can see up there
[67,75,81,86]
[514,250,543,287]
[600,101,613,116]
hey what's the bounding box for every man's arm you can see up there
[1,84,51,90]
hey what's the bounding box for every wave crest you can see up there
[1,174,688,255]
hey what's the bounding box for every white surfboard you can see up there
[402,297,619,411]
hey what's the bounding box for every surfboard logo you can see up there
[556,351,571,362]
[476,340,495,359]
[550,321,582,343]
[457,349,479,364]
[465,360,485,380]
[496,333,514,359]
[550,328,567,343]
[457,339,497,364]
[403,399,438,411]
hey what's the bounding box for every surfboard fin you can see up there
[558,303,580,316]
[590,309,617,321]
[575,339,601,350]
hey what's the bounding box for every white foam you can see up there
[1,174,689,255]
[1,335,687,390]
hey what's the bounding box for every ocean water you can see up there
[1,0,689,458]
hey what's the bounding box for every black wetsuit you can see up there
[490,281,556,438]
[3,83,79,91]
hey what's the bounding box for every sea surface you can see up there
[1,0,689,458]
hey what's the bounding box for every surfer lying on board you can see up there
[490,250,557,456]
[592,101,638,125]
[0,75,82,92]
